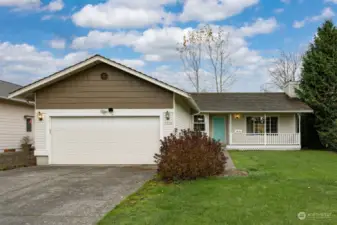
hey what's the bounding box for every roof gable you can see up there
[8,55,190,99]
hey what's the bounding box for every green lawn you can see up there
[98,151,337,225]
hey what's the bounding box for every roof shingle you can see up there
[0,80,21,97]
[190,92,312,112]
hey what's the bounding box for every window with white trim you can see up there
[193,115,205,131]
[246,116,278,134]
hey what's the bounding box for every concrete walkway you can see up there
[0,166,154,225]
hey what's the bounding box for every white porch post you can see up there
[298,113,301,145]
[205,114,210,136]
[229,114,232,145]
[264,114,267,145]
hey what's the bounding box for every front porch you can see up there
[194,113,302,150]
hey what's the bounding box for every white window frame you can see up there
[193,115,206,132]
[246,116,278,134]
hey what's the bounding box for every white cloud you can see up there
[0,0,63,11]
[293,20,306,28]
[0,0,40,8]
[71,30,140,49]
[149,57,272,92]
[41,14,52,20]
[113,59,146,68]
[43,0,64,12]
[151,70,190,91]
[238,17,278,37]
[179,0,259,22]
[281,0,290,4]
[274,8,284,14]
[312,7,335,20]
[72,0,175,29]
[71,17,277,64]
[71,27,192,61]
[41,14,70,21]
[293,7,335,28]
[325,0,337,4]
[48,38,66,49]
[132,27,193,61]
[68,16,278,92]
[0,41,89,85]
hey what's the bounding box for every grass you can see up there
[98,150,337,225]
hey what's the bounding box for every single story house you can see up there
[9,55,312,165]
[0,80,34,152]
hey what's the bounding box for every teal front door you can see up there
[213,117,226,143]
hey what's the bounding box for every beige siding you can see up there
[0,100,34,151]
[36,63,173,109]
[34,116,46,154]
[174,95,192,131]
[279,114,296,133]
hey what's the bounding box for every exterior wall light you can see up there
[233,114,241,119]
[165,111,170,120]
[37,111,44,121]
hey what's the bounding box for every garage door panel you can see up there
[51,117,160,164]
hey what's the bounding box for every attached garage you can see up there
[8,55,197,165]
[50,117,160,165]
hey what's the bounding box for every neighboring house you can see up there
[8,55,312,165]
[0,80,34,152]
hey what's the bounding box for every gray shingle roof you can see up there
[190,92,312,112]
[0,80,21,97]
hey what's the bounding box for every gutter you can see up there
[187,96,200,114]
[0,96,34,106]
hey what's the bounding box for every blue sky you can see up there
[0,0,335,92]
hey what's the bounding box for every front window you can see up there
[26,118,32,132]
[246,116,278,134]
[193,115,205,131]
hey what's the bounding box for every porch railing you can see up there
[231,133,300,145]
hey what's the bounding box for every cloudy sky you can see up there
[0,0,335,92]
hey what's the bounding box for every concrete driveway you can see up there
[0,166,154,225]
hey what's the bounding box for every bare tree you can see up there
[269,50,302,89]
[177,26,235,92]
[177,30,204,92]
[203,25,235,92]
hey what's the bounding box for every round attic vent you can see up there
[100,73,108,80]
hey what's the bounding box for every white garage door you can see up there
[51,117,160,165]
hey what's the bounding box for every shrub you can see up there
[154,129,226,181]
[319,119,337,150]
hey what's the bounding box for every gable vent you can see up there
[100,73,108,80]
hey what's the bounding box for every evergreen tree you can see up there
[297,20,337,150]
